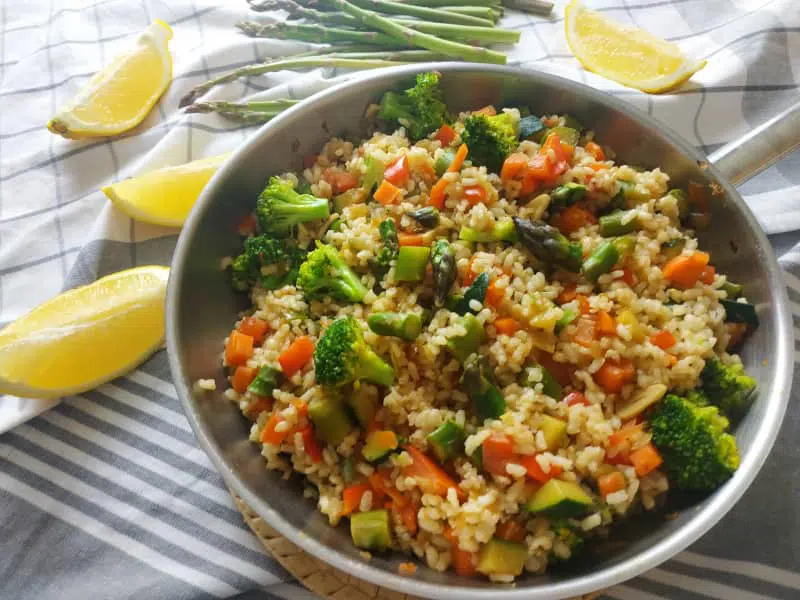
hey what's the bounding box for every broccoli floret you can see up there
[229,234,307,292]
[369,219,399,277]
[460,112,518,173]
[685,388,711,407]
[256,176,330,236]
[648,394,740,492]
[378,72,449,141]
[700,357,756,421]
[313,316,395,387]
[549,520,584,563]
[296,243,368,303]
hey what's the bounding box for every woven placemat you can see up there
[230,489,602,600]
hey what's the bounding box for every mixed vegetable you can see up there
[220,72,759,578]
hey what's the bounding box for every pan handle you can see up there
[707,100,800,187]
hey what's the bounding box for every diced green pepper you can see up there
[350,510,392,551]
[247,365,283,397]
[395,246,431,282]
[426,421,466,462]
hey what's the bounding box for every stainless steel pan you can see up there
[166,63,798,600]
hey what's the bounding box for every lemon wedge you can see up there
[47,21,173,139]
[102,153,230,227]
[564,1,706,93]
[0,266,169,399]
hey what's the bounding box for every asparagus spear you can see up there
[502,0,554,16]
[237,22,401,46]
[346,0,495,27]
[439,6,501,22]
[397,0,501,7]
[179,55,409,107]
[325,0,507,64]
[249,0,360,27]
[393,19,520,44]
[185,99,301,124]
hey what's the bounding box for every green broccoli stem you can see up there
[237,21,401,46]
[185,99,300,124]
[346,0,495,27]
[357,346,396,386]
[323,0,507,64]
[178,55,409,108]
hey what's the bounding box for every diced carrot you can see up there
[552,205,597,235]
[501,153,529,181]
[428,176,449,209]
[278,336,315,377]
[520,169,541,196]
[404,445,466,500]
[298,425,323,463]
[518,454,562,483]
[238,316,269,343]
[323,168,358,194]
[302,154,317,169]
[538,353,576,387]
[588,162,608,173]
[244,396,273,420]
[484,280,505,308]
[449,143,468,173]
[662,251,710,288]
[342,483,371,516]
[482,433,516,477]
[293,398,309,420]
[374,179,402,205]
[231,366,258,393]
[444,528,476,576]
[630,443,663,477]
[564,391,589,407]
[260,411,290,445]
[435,124,456,147]
[595,310,617,337]
[384,154,410,187]
[225,330,254,367]
[620,266,636,286]
[584,141,605,161]
[368,471,407,507]
[463,185,487,206]
[494,318,521,335]
[650,330,677,350]
[398,232,428,247]
[496,519,527,543]
[238,213,257,236]
[594,358,636,394]
[699,265,716,285]
[597,471,625,497]
[393,500,418,535]
[558,285,577,305]
[526,153,554,179]
[540,132,571,164]
[573,316,596,347]
[608,421,643,450]
[667,354,679,367]
[463,256,478,285]
[474,105,497,116]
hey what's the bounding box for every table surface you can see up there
[1,1,799,599]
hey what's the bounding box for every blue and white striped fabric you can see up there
[1,1,799,598]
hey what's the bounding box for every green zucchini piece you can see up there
[308,394,354,446]
[395,246,431,282]
[247,365,283,397]
[721,299,759,326]
[362,430,399,463]
[350,509,392,551]
[476,538,528,577]
[526,479,592,518]
[426,421,466,462]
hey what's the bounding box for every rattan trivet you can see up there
[230,489,602,600]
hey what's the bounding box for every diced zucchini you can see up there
[721,299,759,326]
[476,538,528,577]
[333,187,368,213]
[362,430,399,463]
[435,149,456,176]
[446,313,485,362]
[661,238,686,260]
[427,421,466,462]
[347,385,379,429]
[539,415,567,451]
[395,246,431,282]
[308,395,354,446]
[526,479,593,518]
[350,509,392,551]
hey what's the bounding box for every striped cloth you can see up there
[1,1,799,598]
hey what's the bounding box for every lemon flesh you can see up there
[102,153,231,227]
[565,1,705,93]
[0,266,169,399]
[47,21,173,138]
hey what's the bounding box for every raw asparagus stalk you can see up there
[249,0,359,27]
[345,0,494,27]
[237,21,402,46]
[502,0,554,16]
[185,100,300,124]
[396,0,500,7]
[324,0,507,64]
[439,6,500,22]
[179,55,408,107]
[393,19,519,44]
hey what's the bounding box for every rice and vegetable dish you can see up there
[213,72,759,581]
